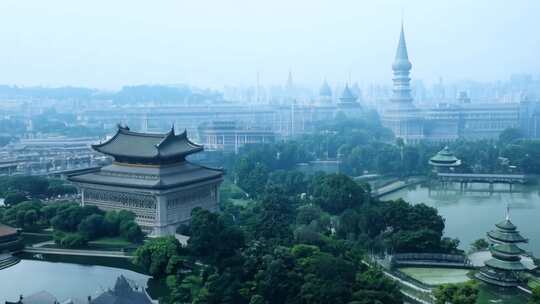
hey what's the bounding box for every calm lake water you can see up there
[382,183,540,255]
[0,256,151,302]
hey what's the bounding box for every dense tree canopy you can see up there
[309,173,368,214]
[0,199,143,247]
[434,282,479,304]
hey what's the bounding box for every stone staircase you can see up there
[0,253,20,270]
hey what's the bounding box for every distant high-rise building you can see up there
[285,69,295,103]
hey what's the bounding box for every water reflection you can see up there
[382,183,540,255]
[0,257,151,302]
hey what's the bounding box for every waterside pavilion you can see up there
[476,210,529,287]
[428,146,461,173]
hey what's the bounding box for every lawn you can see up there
[229,198,254,206]
[87,236,137,252]
[398,267,471,286]
[20,232,53,246]
[42,235,138,252]
[528,277,540,289]
[220,179,252,206]
[89,236,132,246]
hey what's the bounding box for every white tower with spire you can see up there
[381,21,424,143]
[391,22,414,106]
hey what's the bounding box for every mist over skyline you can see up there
[0,0,539,90]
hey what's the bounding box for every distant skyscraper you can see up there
[285,69,295,103]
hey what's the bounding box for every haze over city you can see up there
[0,0,539,89]
[2,2,540,303]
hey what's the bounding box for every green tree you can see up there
[188,208,244,267]
[295,204,323,226]
[530,285,540,304]
[23,209,39,230]
[434,282,479,304]
[119,220,144,243]
[133,236,182,277]
[471,238,489,252]
[352,267,402,304]
[51,204,103,232]
[310,174,366,214]
[4,192,28,206]
[253,188,294,243]
[499,127,523,146]
[78,214,105,240]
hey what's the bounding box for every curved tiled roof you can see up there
[491,243,524,255]
[487,229,527,243]
[429,146,461,166]
[92,125,202,163]
[69,162,223,190]
[485,258,527,271]
[495,219,517,231]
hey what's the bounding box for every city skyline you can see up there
[0,0,539,89]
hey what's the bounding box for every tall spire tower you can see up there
[391,22,414,105]
[381,21,424,143]
[285,69,294,103]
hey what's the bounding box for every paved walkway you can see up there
[361,260,433,304]
[23,247,132,259]
[373,177,426,198]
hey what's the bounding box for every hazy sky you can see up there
[0,0,539,89]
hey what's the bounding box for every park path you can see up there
[372,177,426,198]
[23,247,131,259]
[361,260,433,304]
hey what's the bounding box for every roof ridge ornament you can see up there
[156,128,175,148]
[117,123,130,131]
[505,204,510,221]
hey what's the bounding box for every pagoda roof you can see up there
[429,146,461,166]
[93,125,202,163]
[69,162,223,190]
[487,229,527,244]
[491,243,524,256]
[495,219,517,231]
[485,258,527,271]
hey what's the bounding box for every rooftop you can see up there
[90,275,153,304]
[429,146,461,166]
[339,85,357,102]
[69,161,223,190]
[93,125,202,164]
[0,224,18,237]
[319,80,332,97]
